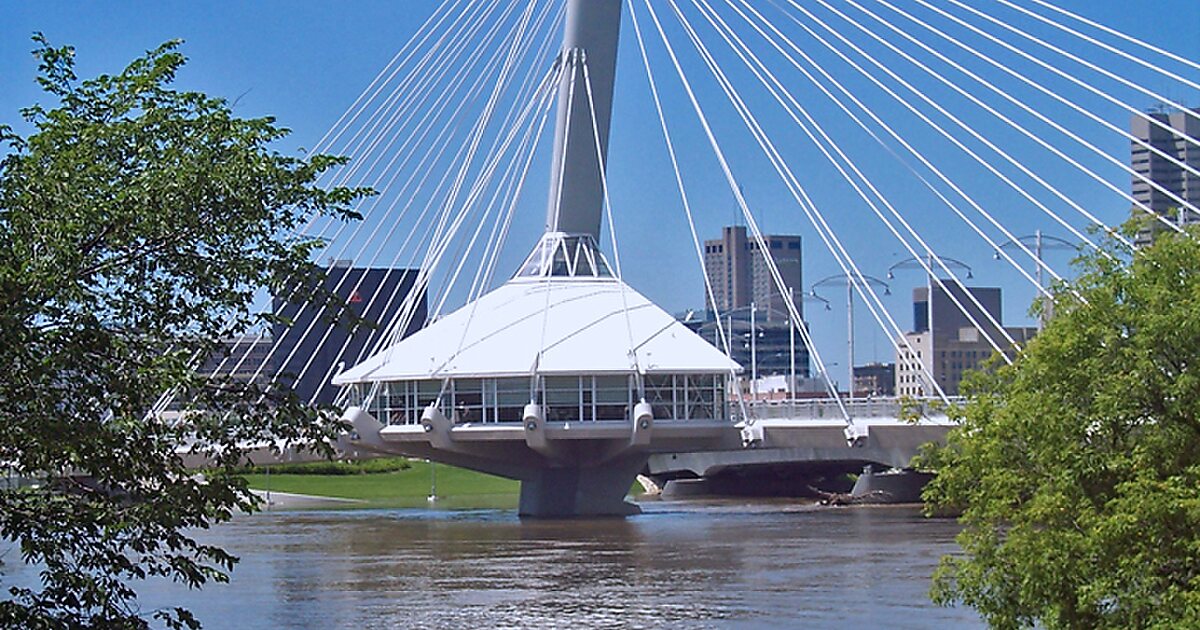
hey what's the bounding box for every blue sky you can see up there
[4,1,1199,370]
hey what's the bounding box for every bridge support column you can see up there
[518,453,646,518]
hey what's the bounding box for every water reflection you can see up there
[7,501,984,629]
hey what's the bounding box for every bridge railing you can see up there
[735,397,962,422]
[366,394,960,425]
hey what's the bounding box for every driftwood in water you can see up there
[807,485,893,506]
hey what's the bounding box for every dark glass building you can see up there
[684,306,810,379]
[202,264,426,407]
[272,264,426,406]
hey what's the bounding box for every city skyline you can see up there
[5,4,1200,624]
[5,1,1198,373]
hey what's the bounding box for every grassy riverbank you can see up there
[243,458,519,507]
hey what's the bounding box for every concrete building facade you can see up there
[853,362,896,397]
[703,226,802,322]
[1131,108,1200,231]
[196,335,276,394]
[895,282,1035,397]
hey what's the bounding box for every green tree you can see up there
[0,37,367,628]
[923,221,1200,629]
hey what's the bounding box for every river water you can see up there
[55,498,977,629]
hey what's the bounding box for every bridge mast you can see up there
[545,0,623,240]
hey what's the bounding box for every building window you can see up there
[361,375,728,425]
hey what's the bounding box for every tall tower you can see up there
[702,226,803,322]
[1131,108,1200,231]
[544,0,623,239]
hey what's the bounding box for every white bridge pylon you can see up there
[196,0,1198,516]
[338,0,755,518]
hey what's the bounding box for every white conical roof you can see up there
[332,274,741,385]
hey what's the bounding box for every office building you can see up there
[683,306,811,382]
[895,282,1036,397]
[703,226,802,322]
[1131,107,1200,237]
[197,335,276,386]
[853,362,895,397]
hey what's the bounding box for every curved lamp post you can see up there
[993,230,1076,329]
[811,273,890,402]
[793,290,832,398]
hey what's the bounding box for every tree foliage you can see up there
[923,221,1200,629]
[0,36,367,628]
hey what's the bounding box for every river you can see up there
[44,498,978,629]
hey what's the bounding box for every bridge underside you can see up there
[339,406,951,515]
[657,462,865,498]
[644,422,951,498]
[341,407,738,517]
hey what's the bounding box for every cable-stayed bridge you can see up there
[183,0,1200,517]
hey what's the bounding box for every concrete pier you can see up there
[518,454,646,517]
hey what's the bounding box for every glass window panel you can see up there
[542,376,579,421]
[595,403,626,421]
[595,375,628,388]
[451,379,483,423]
[544,376,578,390]
[594,255,613,277]
[578,244,597,277]
[516,240,554,277]
[546,389,578,405]
[684,375,718,420]
[688,400,714,419]
[644,374,675,420]
[715,377,727,419]
[546,404,577,421]
[594,388,628,404]
[415,380,440,415]
[594,376,629,401]
[578,255,595,277]
[593,375,629,420]
[455,379,482,393]
[550,243,571,276]
[581,387,594,422]
[643,374,672,389]
[495,378,528,406]
[496,405,523,422]
[494,378,528,423]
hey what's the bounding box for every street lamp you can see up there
[886,254,973,280]
[791,290,831,400]
[993,230,1076,329]
[811,273,890,403]
[736,303,771,401]
[818,362,839,398]
[887,254,974,400]
[801,290,833,311]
